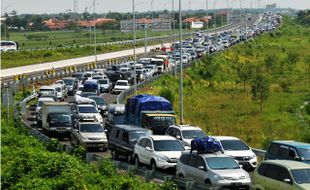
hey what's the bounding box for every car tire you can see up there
[205,179,212,185]
[150,160,157,171]
[133,155,140,167]
[111,150,119,159]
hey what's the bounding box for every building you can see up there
[43,18,115,30]
[266,3,277,9]
[120,14,173,32]
[78,18,115,28]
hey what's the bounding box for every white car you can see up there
[133,135,185,170]
[165,125,207,148]
[176,152,251,188]
[112,80,130,94]
[212,136,257,171]
[72,104,103,124]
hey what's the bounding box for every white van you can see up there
[0,41,18,52]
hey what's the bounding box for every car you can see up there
[105,104,126,135]
[71,72,85,82]
[253,160,310,190]
[53,83,68,101]
[39,85,57,98]
[98,78,112,93]
[62,77,79,95]
[176,152,251,189]
[212,136,258,171]
[72,104,103,124]
[265,141,310,164]
[165,125,207,148]
[87,96,108,117]
[112,80,130,94]
[70,118,108,151]
[80,91,97,98]
[83,79,100,95]
[108,125,151,163]
[133,135,185,170]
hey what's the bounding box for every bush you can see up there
[159,88,175,107]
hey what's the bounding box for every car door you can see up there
[136,138,147,164]
[186,154,198,180]
[278,166,294,190]
[143,139,154,165]
[192,155,207,183]
[263,164,282,190]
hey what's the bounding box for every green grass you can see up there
[140,17,310,149]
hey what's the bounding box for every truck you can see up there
[125,94,176,135]
[42,102,72,136]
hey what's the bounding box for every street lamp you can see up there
[172,0,177,76]
[179,0,184,124]
[2,5,13,40]
[132,0,137,95]
[93,0,97,62]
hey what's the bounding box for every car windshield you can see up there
[63,79,74,85]
[89,97,106,105]
[78,106,98,113]
[206,157,240,170]
[40,89,54,93]
[147,116,176,128]
[291,169,310,184]
[298,148,310,160]
[72,73,83,79]
[99,79,108,84]
[129,132,148,142]
[80,124,104,133]
[49,113,72,127]
[220,140,249,151]
[113,115,125,125]
[80,92,96,97]
[182,130,206,139]
[55,87,61,92]
[116,82,128,86]
[153,140,184,151]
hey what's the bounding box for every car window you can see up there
[279,167,291,181]
[268,143,280,155]
[206,157,239,170]
[180,154,190,164]
[138,138,147,147]
[278,145,290,159]
[195,156,206,169]
[220,140,249,151]
[265,165,281,180]
[153,140,184,151]
[122,132,129,142]
[291,169,310,184]
[257,163,268,176]
[115,130,120,138]
[188,155,197,167]
[167,128,176,137]
[145,139,152,149]
[297,148,310,160]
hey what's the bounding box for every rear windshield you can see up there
[78,106,98,113]
[220,140,249,151]
[116,82,128,86]
[99,79,108,84]
[80,124,103,133]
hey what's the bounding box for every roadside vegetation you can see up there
[1,93,176,189]
[140,16,310,149]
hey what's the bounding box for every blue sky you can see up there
[2,0,310,14]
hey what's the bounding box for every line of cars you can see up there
[30,13,308,190]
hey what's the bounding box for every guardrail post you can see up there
[144,170,155,182]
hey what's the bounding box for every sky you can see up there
[1,0,310,15]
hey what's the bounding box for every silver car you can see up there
[176,152,251,189]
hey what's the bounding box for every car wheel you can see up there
[133,155,140,167]
[126,154,132,164]
[111,150,119,159]
[150,160,157,171]
[205,179,212,185]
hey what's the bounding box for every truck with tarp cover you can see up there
[125,94,176,135]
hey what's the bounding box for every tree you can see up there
[264,54,278,73]
[236,61,255,92]
[251,75,270,113]
[304,55,310,83]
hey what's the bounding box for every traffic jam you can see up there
[29,13,310,189]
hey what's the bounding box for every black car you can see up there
[105,104,126,136]
[108,125,150,163]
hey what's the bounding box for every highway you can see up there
[18,14,264,189]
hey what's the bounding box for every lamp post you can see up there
[2,5,13,40]
[179,0,184,124]
[172,0,177,76]
[143,22,148,57]
[132,0,137,95]
[93,0,97,62]
[151,0,155,49]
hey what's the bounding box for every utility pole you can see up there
[172,0,177,76]
[179,0,184,124]
[93,0,97,62]
[144,23,147,57]
[206,0,209,29]
[132,0,137,95]
[151,0,155,48]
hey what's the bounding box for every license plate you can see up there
[231,182,242,186]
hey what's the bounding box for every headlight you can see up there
[157,154,170,162]
[214,174,224,180]
[249,154,257,160]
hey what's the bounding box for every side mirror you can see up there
[73,129,79,132]
[283,179,292,184]
[145,147,152,151]
[239,165,243,168]
[198,166,206,171]
[294,156,301,161]
[176,135,181,140]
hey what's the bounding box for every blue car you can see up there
[265,140,310,164]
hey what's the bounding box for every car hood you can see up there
[223,150,256,158]
[81,132,107,140]
[213,169,249,180]
[158,151,182,159]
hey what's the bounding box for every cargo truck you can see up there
[42,102,72,136]
[125,94,176,135]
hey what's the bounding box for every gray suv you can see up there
[176,152,251,189]
[108,125,150,163]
